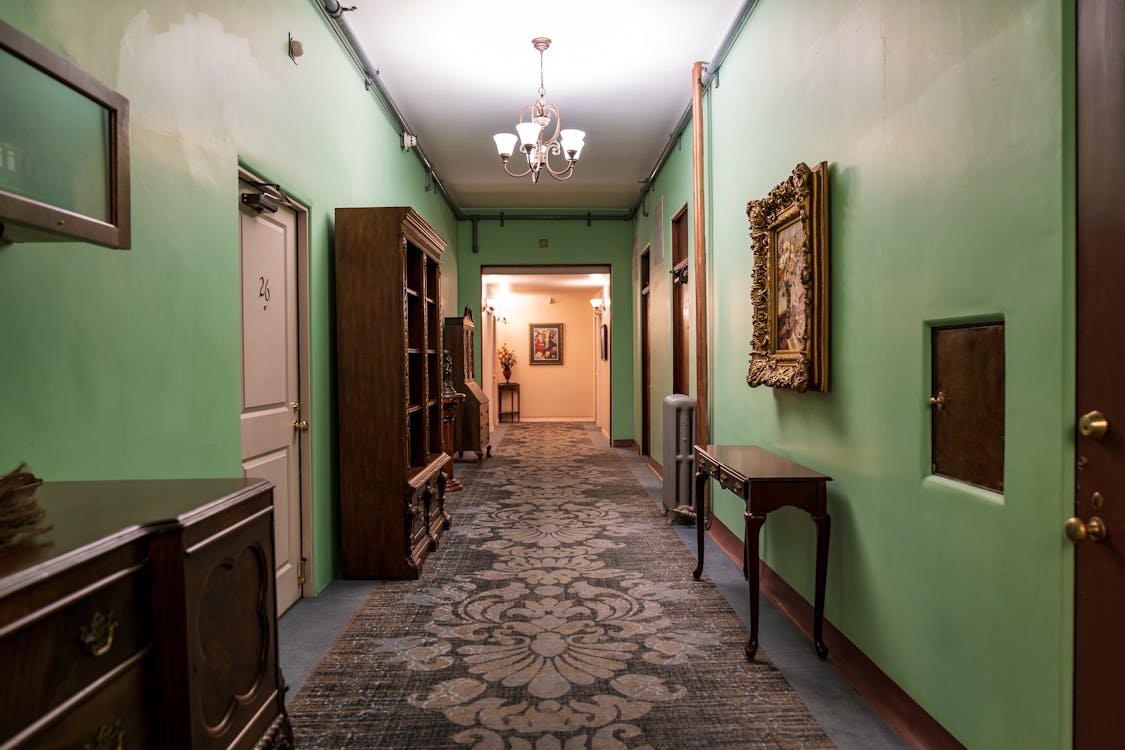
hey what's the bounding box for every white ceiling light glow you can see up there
[492,37,585,183]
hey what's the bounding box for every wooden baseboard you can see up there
[647,457,663,480]
[707,516,966,750]
[612,439,639,453]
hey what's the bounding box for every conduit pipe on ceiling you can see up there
[691,61,710,446]
[315,0,462,217]
[467,213,631,253]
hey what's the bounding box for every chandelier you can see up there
[492,37,586,183]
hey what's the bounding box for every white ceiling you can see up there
[345,1,746,212]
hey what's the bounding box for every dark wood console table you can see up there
[691,445,832,661]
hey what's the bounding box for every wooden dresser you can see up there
[0,478,291,750]
[334,207,452,579]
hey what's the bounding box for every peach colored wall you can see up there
[494,293,595,420]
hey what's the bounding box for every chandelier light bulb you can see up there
[493,132,518,158]
[560,129,585,160]
[516,122,543,150]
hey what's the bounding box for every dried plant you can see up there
[0,463,51,548]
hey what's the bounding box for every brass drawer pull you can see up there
[79,610,117,657]
[85,719,124,750]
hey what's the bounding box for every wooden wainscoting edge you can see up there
[707,517,967,750]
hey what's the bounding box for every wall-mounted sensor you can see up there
[288,33,303,64]
[403,133,418,151]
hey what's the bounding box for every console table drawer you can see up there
[0,559,152,744]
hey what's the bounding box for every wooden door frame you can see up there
[1074,1,1124,744]
[670,204,690,396]
[237,165,314,599]
[639,246,652,457]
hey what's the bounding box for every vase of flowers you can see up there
[497,343,517,383]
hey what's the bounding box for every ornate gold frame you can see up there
[746,161,829,392]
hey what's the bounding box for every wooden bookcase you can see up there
[334,207,450,579]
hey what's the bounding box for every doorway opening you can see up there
[481,265,611,437]
[671,205,690,395]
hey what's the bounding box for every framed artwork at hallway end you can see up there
[530,323,563,365]
[746,161,829,392]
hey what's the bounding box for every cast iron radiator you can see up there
[662,394,697,519]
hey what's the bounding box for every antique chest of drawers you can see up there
[0,478,292,750]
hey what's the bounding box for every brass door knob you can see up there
[292,420,309,431]
[1064,516,1107,543]
[1078,410,1109,440]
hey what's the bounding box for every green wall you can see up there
[0,0,459,592]
[635,0,1075,747]
[455,218,634,442]
[630,136,696,463]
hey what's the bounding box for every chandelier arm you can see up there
[544,162,576,180]
[501,159,534,179]
[542,103,561,143]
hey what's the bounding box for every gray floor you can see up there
[279,422,905,749]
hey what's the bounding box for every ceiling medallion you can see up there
[492,37,586,183]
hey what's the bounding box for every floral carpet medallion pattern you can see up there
[289,423,833,749]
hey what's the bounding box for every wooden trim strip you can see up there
[707,516,966,750]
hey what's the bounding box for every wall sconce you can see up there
[589,297,605,315]
[671,265,689,285]
[483,298,509,324]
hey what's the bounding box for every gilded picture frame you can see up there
[529,323,563,365]
[746,161,829,392]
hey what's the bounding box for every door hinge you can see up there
[297,558,307,587]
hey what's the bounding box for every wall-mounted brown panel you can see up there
[931,323,1005,492]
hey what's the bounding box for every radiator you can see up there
[662,394,697,518]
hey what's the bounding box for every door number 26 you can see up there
[259,276,271,309]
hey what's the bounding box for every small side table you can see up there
[441,392,466,491]
[497,382,520,423]
[691,444,832,661]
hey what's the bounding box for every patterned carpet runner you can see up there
[288,422,833,749]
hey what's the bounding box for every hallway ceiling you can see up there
[343,1,746,212]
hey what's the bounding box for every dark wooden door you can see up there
[1074,1,1125,746]
[671,206,690,395]
[641,249,652,457]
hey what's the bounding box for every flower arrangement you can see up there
[497,343,517,369]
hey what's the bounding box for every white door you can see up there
[482,310,497,427]
[239,183,302,615]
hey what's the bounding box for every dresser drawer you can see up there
[0,562,153,744]
[10,653,154,750]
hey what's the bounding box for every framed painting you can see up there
[530,323,563,365]
[600,323,609,361]
[746,161,829,392]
